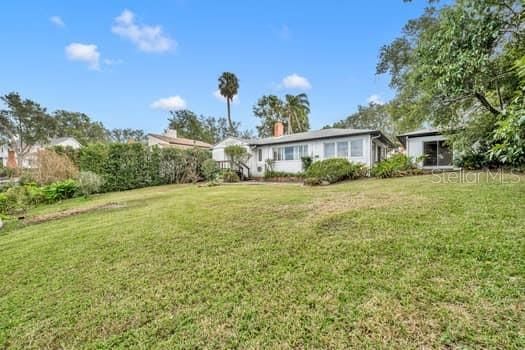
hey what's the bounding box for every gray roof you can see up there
[397,128,444,147]
[248,128,392,146]
[397,128,442,137]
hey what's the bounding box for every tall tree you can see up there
[167,110,215,143]
[378,0,524,129]
[252,95,285,137]
[0,92,55,167]
[218,72,239,133]
[168,109,252,144]
[330,102,395,137]
[283,93,310,134]
[110,128,146,143]
[53,110,109,144]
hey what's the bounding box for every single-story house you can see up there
[0,136,82,168]
[147,129,213,150]
[397,128,453,169]
[212,123,394,177]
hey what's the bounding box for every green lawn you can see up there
[1,173,524,349]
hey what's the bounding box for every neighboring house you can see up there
[212,123,394,177]
[0,137,82,168]
[49,137,82,149]
[397,128,454,169]
[147,129,213,150]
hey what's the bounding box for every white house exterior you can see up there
[0,137,82,168]
[212,128,393,177]
[397,129,454,169]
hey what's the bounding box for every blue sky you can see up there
[0,1,429,134]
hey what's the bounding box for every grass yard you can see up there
[0,173,524,349]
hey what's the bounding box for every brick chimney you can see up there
[273,122,284,137]
[164,129,178,138]
[6,150,17,169]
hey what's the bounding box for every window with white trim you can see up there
[350,139,364,157]
[272,144,309,161]
[337,142,348,158]
[324,142,335,158]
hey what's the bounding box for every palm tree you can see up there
[218,72,239,133]
[283,93,310,134]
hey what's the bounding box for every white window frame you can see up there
[337,142,348,158]
[324,142,335,158]
[350,139,364,157]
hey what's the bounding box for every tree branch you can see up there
[474,91,501,116]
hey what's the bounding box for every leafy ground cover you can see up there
[0,173,524,348]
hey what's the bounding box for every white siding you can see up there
[212,138,252,162]
[406,134,453,169]
[251,135,372,176]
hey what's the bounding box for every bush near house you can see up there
[79,143,211,192]
[304,158,366,185]
[201,159,220,181]
[263,170,304,182]
[76,171,104,197]
[221,169,240,183]
[49,146,81,167]
[34,149,79,185]
[371,154,421,178]
[0,179,80,215]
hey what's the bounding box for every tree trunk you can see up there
[474,91,501,116]
[227,98,233,134]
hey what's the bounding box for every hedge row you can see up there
[77,143,210,192]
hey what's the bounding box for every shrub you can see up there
[79,143,211,192]
[224,145,250,165]
[264,171,304,179]
[49,146,81,167]
[77,171,104,197]
[305,158,365,184]
[202,159,220,181]
[222,170,240,183]
[0,193,8,214]
[301,156,313,171]
[0,166,15,178]
[42,179,79,202]
[34,149,79,185]
[4,186,31,214]
[371,154,420,178]
[25,184,46,205]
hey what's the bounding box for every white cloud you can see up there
[65,43,100,70]
[151,96,187,110]
[50,16,65,28]
[282,74,311,90]
[112,9,175,53]
[366,94,385,105]
[213,89,239,104]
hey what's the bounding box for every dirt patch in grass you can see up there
[23,202,125,225]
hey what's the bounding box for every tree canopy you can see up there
[168,109,252,144]
[253,94,311,137]
[218,72,239,133]
[377,0,524,166]
[378,0,524,129]
[53,110,109,145]
[330,102,395,137]
[0,92,55,163]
